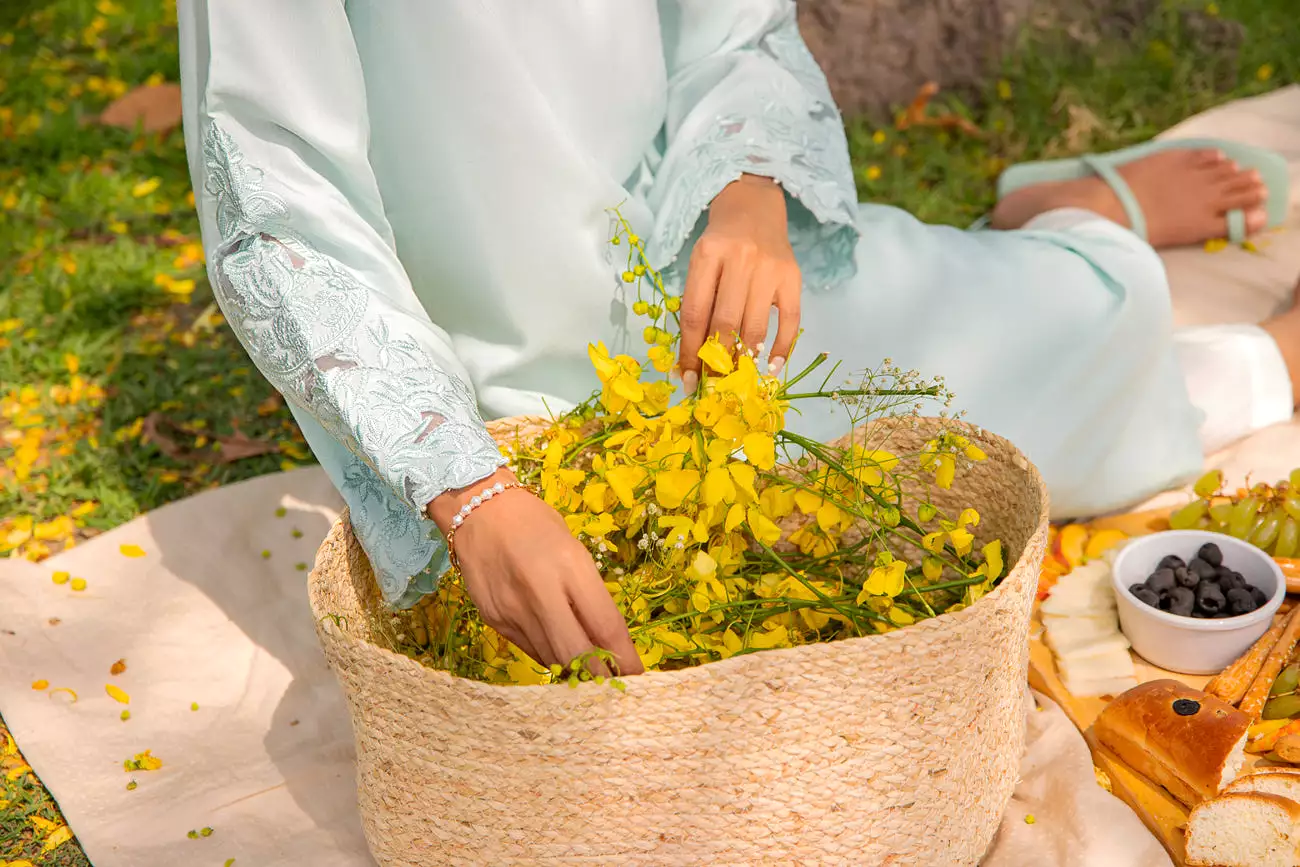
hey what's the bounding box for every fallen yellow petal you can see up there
[70,578,87,592]
[29,815,59,833]
[131,177,161,198]
[110,658,127,676]
[105,684,130,704]
[51,571,69,585]
[31,679,48,690]
[119,544,146,558]
[42,825,73,852]
[48,687,78,703]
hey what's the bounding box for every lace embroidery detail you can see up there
[202,123,504,606]
[647,18,860,295]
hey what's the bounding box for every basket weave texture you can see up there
[308,417,1049,866]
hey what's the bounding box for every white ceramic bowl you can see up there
[1111,529,1285,675]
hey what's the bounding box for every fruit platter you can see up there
[1029,470,1300,867]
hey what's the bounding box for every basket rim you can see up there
[309,418,1050,694]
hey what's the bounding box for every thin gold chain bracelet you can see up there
[443,480,531,572]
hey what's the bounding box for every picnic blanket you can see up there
[4,84,1300,866]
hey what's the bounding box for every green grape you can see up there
[1290,468,1300,490]
[1170,499,1209,530]
[1273,664,1300,697]
[1208,501,1234,529]
[1283,497,1300,523]
[1252,511,1283,551]
[1228,497,1261,539]
[1277,517,1300,559]
[1193,470,1224,499]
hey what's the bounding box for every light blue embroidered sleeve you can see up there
[649,0,860,294]
[178,0,504,606]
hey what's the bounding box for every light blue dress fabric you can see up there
[178,0,1204,608]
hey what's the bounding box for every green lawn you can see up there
[1,0,1297,862]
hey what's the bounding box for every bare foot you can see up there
[1262,277,1300,408]
[991,148,1268,248]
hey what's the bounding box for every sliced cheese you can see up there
[1101,541,1130,566]
[1055,633,1131,662]
[1057,560,1111,588]
[1061,674,1139,699]
[1040,592,1116,617]
[1042,615,1121,654]
[1058,648,1135,685]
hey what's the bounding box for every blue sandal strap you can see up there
[1226,209,1247,245]
[1081,155,1147,241]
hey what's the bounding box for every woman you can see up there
[178,1,1298,676]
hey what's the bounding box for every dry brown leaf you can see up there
[256,393,285,417]
[142,413,278,465]
[96,83,182,134]
[894,81,984,139]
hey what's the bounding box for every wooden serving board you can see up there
[1026,507,1281,866]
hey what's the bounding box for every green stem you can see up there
[778,353,828,392]
[754,539,870,635]
[780,386,942,401]
[897,574,987,597]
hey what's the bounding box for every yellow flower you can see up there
[647,344,674,373]
[702,466,737,507]
[758,485,795,519]
[741,432,775,469]
[604,464,647,508]
[746,506,781,546]
[996,79,1012,100]
[861,559,906,599]
[864,165,882,182]
[871,129,886,144]
[654,468,700,510]
[696,337,733,376]
[947,526,975,557]
[1258,63,1274,82]
[131,177,161,198]
[686,549,718,582]
[727,462,758,501]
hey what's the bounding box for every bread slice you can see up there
[1226,771,1300,801]
[1093,680,1251,806]
[1186,792,1300,866]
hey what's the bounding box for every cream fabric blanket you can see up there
[4,85,1300,866]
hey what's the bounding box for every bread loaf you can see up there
[1185,792,1300,867]
[1093,680,1250,806]
[1226,771,1300,802]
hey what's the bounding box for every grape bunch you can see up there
[1168,469,1300,557]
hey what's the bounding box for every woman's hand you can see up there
[678,173,801,393]
[427,468,644,677]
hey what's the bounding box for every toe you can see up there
[1207,159,1245,181]
[1193,148,1228,167]
[1245,207,1268,235]
[1221,185,1268,213]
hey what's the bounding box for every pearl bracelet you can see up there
[443,480,528,571]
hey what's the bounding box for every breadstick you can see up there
[1240,606,1300,720]
[1207,616,1289,705]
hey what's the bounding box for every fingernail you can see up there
[768,357,785,377]
[682,370,698,394]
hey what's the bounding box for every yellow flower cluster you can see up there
[410,213,1004,686]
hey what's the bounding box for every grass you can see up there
[0,0,1297,862]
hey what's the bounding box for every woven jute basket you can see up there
[309,416,1048,866]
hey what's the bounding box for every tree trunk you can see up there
[797,0,1174,119]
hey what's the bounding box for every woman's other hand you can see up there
[678,174,800,393]
[427,468,644,677]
